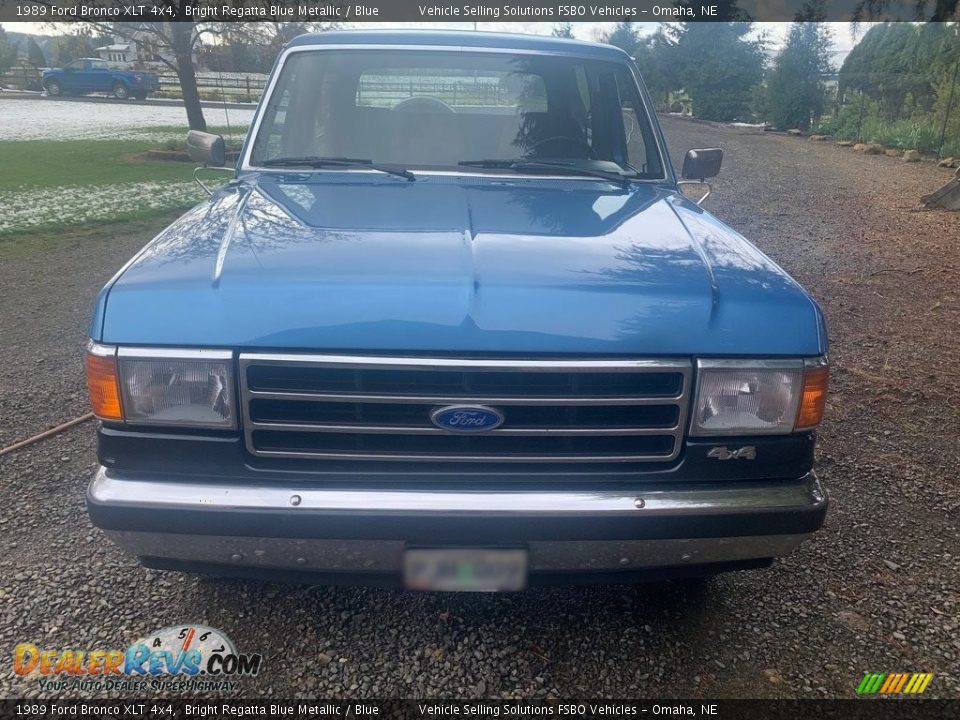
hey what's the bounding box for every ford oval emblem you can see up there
[430,405,505,433]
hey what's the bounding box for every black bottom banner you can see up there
[1,699,957,720]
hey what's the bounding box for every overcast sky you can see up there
[3,21,869,66]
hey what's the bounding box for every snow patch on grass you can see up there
[0,181,206,235]
[0,99,254,141]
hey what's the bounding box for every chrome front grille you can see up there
[239,354,692,463]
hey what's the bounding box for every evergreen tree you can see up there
[840,23,953,119]
[852,0,958,22]
[606,22,640,54]
[26,37,46,68]
[671,23,765,121]
[762,22,833,129]
[0,27,15,74]
[633,29,681,108]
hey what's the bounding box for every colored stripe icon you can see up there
[857,673,933,695]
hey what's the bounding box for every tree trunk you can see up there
[170,23,206,131]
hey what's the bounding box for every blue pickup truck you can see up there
[84,31,829,591]
[42,58,158,100]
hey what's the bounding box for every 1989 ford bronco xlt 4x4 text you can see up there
[85,31,828,591]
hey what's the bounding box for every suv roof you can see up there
[285,29,630,61]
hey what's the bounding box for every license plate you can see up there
[404,548,528,592]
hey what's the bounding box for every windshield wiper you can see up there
[458,158,633,188]
[261,156,415,181]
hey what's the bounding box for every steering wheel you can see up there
[392,96,455,114]
[525,135,597,159]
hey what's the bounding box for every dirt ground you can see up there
[0,116,957,699]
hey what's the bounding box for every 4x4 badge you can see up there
[707,446,757,460]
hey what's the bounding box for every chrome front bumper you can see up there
[88,466,827,579]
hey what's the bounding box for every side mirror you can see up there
[186,130,226,167]
[681,148,723,181]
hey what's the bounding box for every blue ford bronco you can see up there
[85,31,829,590]
[43,58,159,100]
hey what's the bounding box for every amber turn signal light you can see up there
[796,363,829,430]
[85,343,123,421]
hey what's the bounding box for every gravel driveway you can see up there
[0,116,958,699]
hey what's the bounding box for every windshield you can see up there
[249,49,665,179]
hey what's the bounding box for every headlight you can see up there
[117,348,235,428]
[690,358,828,436]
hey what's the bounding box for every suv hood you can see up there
[95,174,825,355]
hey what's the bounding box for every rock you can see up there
[883,559,901,571]
[937,157,957,168]
[787,129,803,136]
[902,149,921,162]
[854,143,883,155]
[809,134,828,141]
[837,140,854,147]
[884,149,901,157]
[837,610,870,631]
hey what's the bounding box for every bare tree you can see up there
[115,18,209,131]
[30,1,344,129]
[203,17,340,74]
[34,1,209,130]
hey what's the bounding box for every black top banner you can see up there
[2,0,959,23]
[0,699,958,720]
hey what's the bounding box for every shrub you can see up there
[815,109,952,154]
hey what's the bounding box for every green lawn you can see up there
[0,139,198,190]
[0,123,245,190]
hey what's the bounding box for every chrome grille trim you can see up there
[246,422,680,437]
[242,353,691,371]
[239,353,692,463]
[245,390,680,406]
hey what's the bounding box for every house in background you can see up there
[95,24,200,70]
[96,42,133,64]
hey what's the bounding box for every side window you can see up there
[575,65,593,147]
[575,67,591,114]
[65,60,83,71]
[252,54,332,160]
[259,85,293,159]
[617,70,650,173]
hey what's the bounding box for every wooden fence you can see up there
[0,67,44,91]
